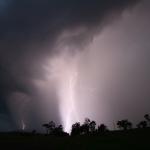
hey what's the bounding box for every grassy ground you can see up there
[0,128,150,150]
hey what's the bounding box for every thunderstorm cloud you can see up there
[0,0,150,132]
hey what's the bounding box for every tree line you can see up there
[42,114,150,136]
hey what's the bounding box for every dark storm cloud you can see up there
[0,0,140,130]
[0,0,139,44]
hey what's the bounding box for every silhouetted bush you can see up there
[137,121,147,129]
[98,124,108,134]
[89,121,96,133]
[117,120,132,130]
[71,122,81,136]
[144,114,150,126]
[42,121,68,136]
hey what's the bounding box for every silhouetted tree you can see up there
[48,121,56,134]
[57,125,63,132]
[43,121,68,136]
[80,124,89,135]
[89,121,96,133]
[80,118,91,135]
[117,120,132,130]
[71,122,81,136]
[42,123,49,134]
[144,114,150,126]
[137,121,147,129]
[144,114,150,121]
[42,121,56,134]
[84,118,91,125]
[98,124,107,133]
[127,121,132,129]
[53,125,64,136]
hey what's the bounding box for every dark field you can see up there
[0,128,150,150]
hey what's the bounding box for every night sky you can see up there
[0,0,150,132]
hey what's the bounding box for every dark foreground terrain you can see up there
[0,128,150,150]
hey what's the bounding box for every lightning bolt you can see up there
[21,120,26,131]
[64,71,79,132]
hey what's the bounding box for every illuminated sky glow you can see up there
[1,0,150,132]
[46,50,80,132]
